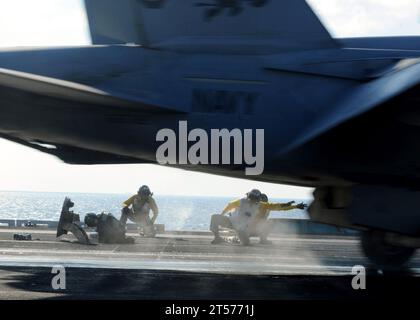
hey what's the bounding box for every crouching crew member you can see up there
[121,185,159,237]
[210,189,306,246]
[84,213,135,244]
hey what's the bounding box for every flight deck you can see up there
[0,227,419,300]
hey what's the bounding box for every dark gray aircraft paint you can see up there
[0,0,419,267]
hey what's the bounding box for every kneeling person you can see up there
[85,213,135,244]
[121,185,159,237]
[210,189,263,246]
[211,189,306,246]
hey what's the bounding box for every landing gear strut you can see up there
[361,231,415,270]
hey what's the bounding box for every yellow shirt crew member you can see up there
[123,194,159,225]
[120,185,159,237]
[210,190,307,245]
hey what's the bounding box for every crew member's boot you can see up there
[210,214,225,244]
[237,230,251,246]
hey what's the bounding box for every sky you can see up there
[0,0,418,197]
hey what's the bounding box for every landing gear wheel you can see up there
[361,231,415,270]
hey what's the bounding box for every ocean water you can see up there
[0,191,310,231]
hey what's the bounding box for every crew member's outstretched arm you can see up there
[261,202,306,212]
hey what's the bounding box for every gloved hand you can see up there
[122,206,131,215]
[296,202,307,210]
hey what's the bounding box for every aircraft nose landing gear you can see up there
[361,231,416,270]
[309,186,420,271]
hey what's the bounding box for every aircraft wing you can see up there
[280,59,420,154]
[0,67,182,114]
[0,46,183,164]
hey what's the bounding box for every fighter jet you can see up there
[0,0,419,269]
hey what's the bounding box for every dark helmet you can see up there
[246,189,262,201]
[138,185,152,197]
[260,194,268,202]
[84,213,99,227]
